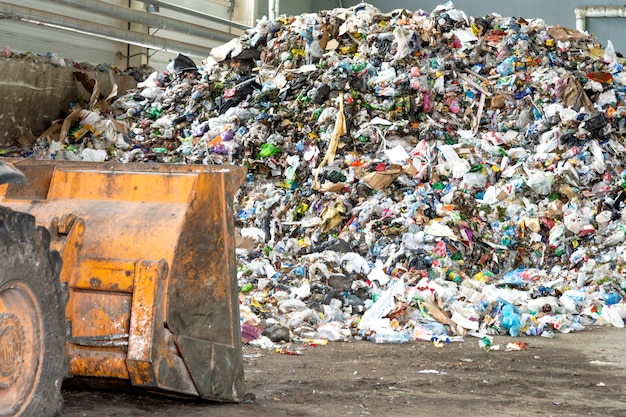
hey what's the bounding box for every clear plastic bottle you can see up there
[373,330,410,344]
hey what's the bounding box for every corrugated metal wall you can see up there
[0,0,253,71]
[0,0,121,65]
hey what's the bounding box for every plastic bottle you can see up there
[478,336,493,350]
[373,329,410,344]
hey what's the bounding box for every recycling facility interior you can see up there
[1,0,626,348]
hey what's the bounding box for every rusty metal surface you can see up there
[0,160,246,402]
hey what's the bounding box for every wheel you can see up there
[0,207,67,417]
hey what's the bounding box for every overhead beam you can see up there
[136,0,251,31]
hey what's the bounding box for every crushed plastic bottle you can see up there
[373,329,410,344]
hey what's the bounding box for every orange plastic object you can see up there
[586,71,613,84]
[0,160,246,402]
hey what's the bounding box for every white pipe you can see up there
[575,6,626,32]
[269,0,279,20]
[231,0,257,30]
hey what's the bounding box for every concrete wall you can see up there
[0,58,134,147]
[308,0,626,54]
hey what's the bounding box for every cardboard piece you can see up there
[37,120,63,142]
[355,164,404,190]
[561,74,594,112]
[59,108,82,143]
[110,119,128,134]
[421,300,454,325]
[547,26,589,42]
[74,71,131,112]
[313,92,347,190]
[317,182,346,193]
[17,130,37,147]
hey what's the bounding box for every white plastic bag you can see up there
[358,279,404,330]
[526,171,554,195]
[438,145,470,179]
[589,140,606,174]
[601,305,625,328]
[317,322,346,341]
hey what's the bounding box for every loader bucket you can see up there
[0,160,246,402]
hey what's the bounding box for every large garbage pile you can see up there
[8,2,626,345]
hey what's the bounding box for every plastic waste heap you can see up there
[3,2,626,344]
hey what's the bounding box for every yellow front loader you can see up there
[0,159,246,416]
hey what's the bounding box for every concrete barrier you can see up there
[0,57,135,147]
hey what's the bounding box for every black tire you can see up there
[0,207,67,417]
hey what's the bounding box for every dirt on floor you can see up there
[61,326,626,417]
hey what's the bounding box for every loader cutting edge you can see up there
[0,159,246,405]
